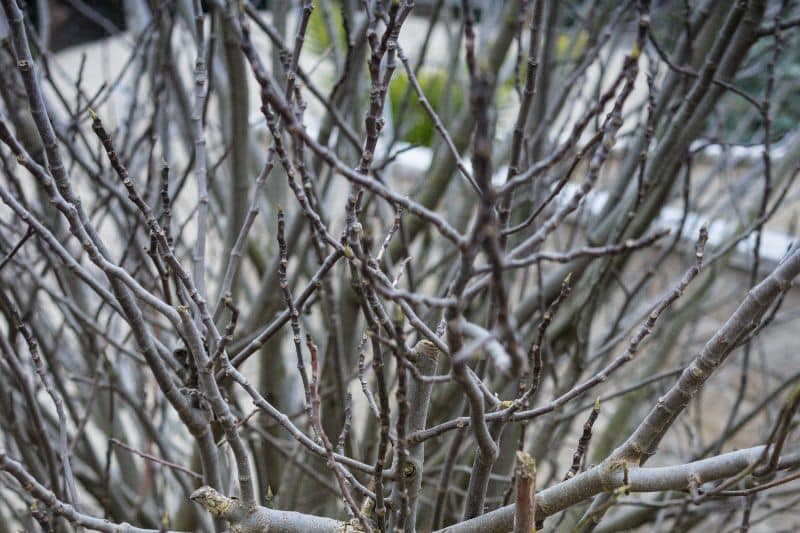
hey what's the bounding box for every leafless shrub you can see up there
[0,1,799,532]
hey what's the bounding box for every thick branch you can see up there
[438,445,794,533]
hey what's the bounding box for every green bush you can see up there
[389,68,464,147]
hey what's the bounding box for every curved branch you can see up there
[190,486,356,533]
[438,445,797,533]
